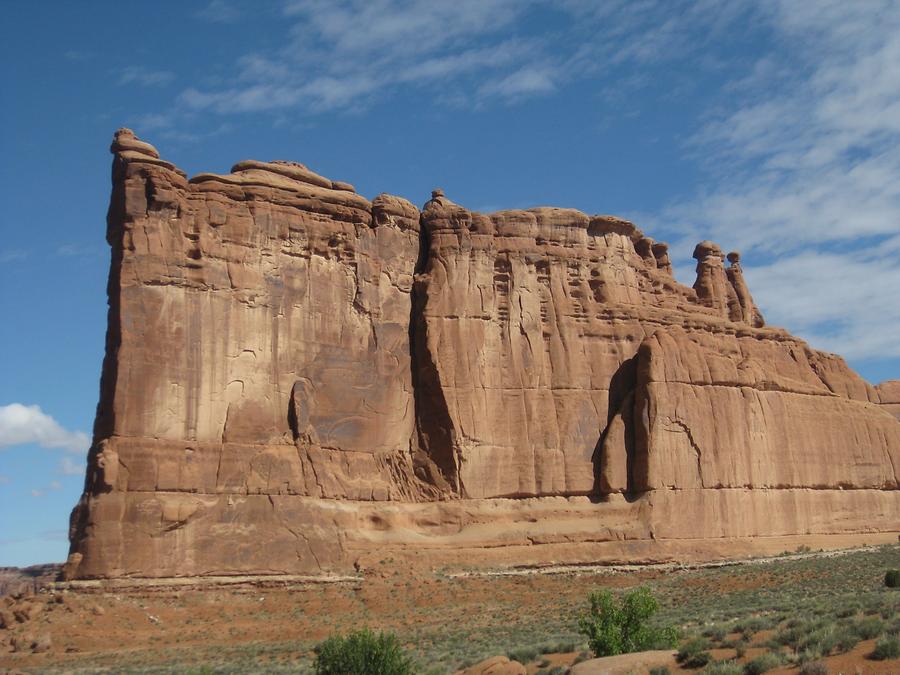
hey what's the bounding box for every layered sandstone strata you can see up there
[65,130,900,579]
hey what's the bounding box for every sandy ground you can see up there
[0,545,897,673]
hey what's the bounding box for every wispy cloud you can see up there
[0,249,28,263]
[652,0,900,364]
[117,66,175,87]
[56,243,101,258]
[479,65,557,99]
[149,0,749,129]
[196,0,242,23]
[0,403,89,454]
[59,457,84,476]
[0,474,9,485]
[30,480,63,499]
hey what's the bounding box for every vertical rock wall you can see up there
[65,130,900,579]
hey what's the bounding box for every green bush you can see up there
[799,624,838,657]
[577,586,678,657]
[885,570,900,588]
[314,628,414,675]
[506,646,539,664]
[870,635,900,660]
[735,617,771,636]
[832,626,860,654]
[743,652,784,675]
[702,625,727,642]
[854,616,884,640]
[677,637,712,668]
[649,667,671,675]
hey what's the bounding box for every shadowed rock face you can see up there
[65,130,900,579]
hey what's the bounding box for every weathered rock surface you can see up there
[877,380,900,420]
[569,649,676,675]
[65,130,899,579]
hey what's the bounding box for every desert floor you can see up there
[1,544,898,673]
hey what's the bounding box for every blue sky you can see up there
[2,0,899,567]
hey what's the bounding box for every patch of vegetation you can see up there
[701,661,743,675]
[742,651,784,674]
[676,637,712,668]
[854,616,884,639]
[797,661,828,675]
[313,628,414,675]
[506,645,539,664]
[885,569,900,588]
[869,634,900,660]
[577,586,678,658]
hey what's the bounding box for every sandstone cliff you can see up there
[65,130,899,579]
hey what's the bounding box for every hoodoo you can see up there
[65,130,900,579]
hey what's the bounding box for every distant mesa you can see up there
[64,129,900,580]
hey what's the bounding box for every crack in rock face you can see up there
[63,129,900,580]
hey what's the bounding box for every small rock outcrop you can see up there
[64,130,899,579]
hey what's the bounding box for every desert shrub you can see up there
[831,626,860,654]
[507,645,539,664]
[677,637,712,668]
[702,660,743,675]
[314,628,414,675]
[799,624,838,657]
[885,570,900,588]
[797,660,828,675]
[854,616,884,640]
[735,616,771,636]
[649,668,671,675]
[703,625,728,642]
[771,623,807,651]
[869,635,900,660]
[743,652,784,675]
[577,586,677,657]
[540,640,579,654]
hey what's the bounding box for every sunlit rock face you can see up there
[65,130,900,579]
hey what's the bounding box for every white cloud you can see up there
[480,66,558,99]
[653,0,900,364]
[59,457,85,476]
[117,66,175,87]
[0,403,89,454]
[140,0,756,132]
[746,248,900,360]
[171,0,553,116]
[30,489,44,498]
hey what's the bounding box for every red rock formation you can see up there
[877,380,900,420]
[65,131,899,579]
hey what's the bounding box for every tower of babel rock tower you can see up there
[65,130,900,579]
